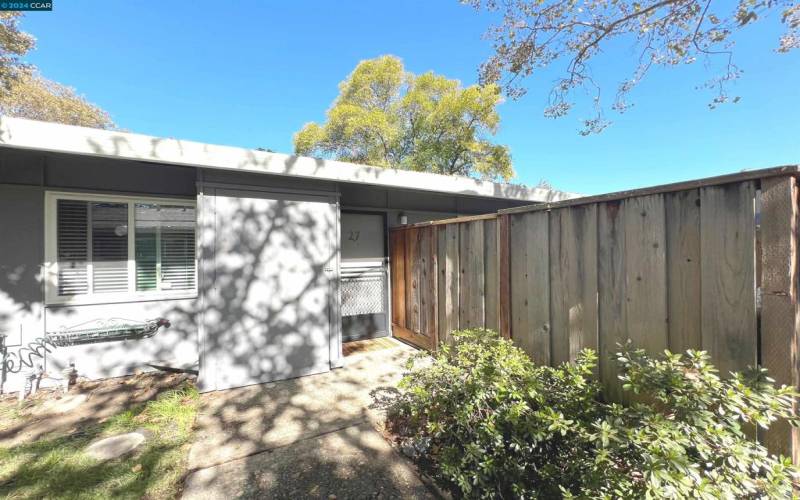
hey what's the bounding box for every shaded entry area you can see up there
[183,338,431,499]
[199,187,338,392]
[340,212,388,342]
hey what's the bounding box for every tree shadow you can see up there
[0,371,190,446]
[147,187,427,495]
[0,129,503,496]
[0,375,197,499]
[181,344,430,498]
[78,126,572,203]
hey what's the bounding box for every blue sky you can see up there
[19,1,800,194]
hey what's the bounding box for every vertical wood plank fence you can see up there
[389,166,800,460]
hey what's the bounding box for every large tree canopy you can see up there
[0,13,114,129]
[294,55,514,181]
[0,12,35,90]
[0,70,115,129]
[467,0,800,134]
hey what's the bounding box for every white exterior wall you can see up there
[0,142,550,393]
[0,182,200,393]
[45,299,199,380]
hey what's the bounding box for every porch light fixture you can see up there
[398,213,408,225]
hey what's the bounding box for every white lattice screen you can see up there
[341,262,385,316]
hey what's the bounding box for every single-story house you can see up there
[0,116,572,393]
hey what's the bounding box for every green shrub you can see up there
[388,329,799,499]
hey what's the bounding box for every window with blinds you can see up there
[135,203,196,292]
[92,202,129,293]
[56,200,89,296]
[50,194,196,302]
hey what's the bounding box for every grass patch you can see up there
[0,382,199,499]
[0,401,23,425]
[0,397,40,428]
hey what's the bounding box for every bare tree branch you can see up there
[467,0,798,134]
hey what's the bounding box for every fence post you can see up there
[760,175,800,461]
[498,214,511,339]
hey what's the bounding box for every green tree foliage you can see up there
[294,55,514,181]
[0,13,114,129]
[0,12,35,89]
[0,71,115,129]
[466,0,800,134]
[389,329,799,498]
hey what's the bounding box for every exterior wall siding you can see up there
[0,151,201,392]
[45,299,199,379]
[0,184,45,393]
[0,147,535,393]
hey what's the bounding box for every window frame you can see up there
[44,190,198,306]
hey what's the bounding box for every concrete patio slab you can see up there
[183,338,433,498]
[182,422,432,499]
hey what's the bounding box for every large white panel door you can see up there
[200,188,337,392]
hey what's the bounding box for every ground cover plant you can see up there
[0,380,198,499]
[388,329,799,499]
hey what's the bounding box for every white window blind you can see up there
[56,200,89,296]
[50,193,196,302]
[161,227,196,290]
[91,202,129,293]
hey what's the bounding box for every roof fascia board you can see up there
[0,116,576,203]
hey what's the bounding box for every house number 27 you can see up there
[348,230,360,241]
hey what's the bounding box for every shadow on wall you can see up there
[0,185,52,340]
[0,127,443,495]
[0,184,77,393]
[46,186,338,393]
[83,129,568,203]
[78,134,430,494]
[192,189,337,391]
[2,135,339,396]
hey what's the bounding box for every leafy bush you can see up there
[388,329,799,499]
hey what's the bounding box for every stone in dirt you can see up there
[32,393,89,416]
[85,432,146,461]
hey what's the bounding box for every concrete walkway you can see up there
[182,339,435,499]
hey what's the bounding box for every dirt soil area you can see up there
[0,371,193,447]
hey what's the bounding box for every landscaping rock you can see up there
[400,438,418,458]
[399,436,430,459]
[52,393,88,413]
[31,393,89,416]
[85,432,146,461]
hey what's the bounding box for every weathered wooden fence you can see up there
[391,214,501,350]
[389,166,800,460]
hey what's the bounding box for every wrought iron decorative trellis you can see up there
[1,317,170,377]
[45,317,170,347]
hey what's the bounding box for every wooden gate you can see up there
[389,214,501,351]
[390,226,438,350]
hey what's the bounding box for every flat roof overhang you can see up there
[0,116,578,203]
